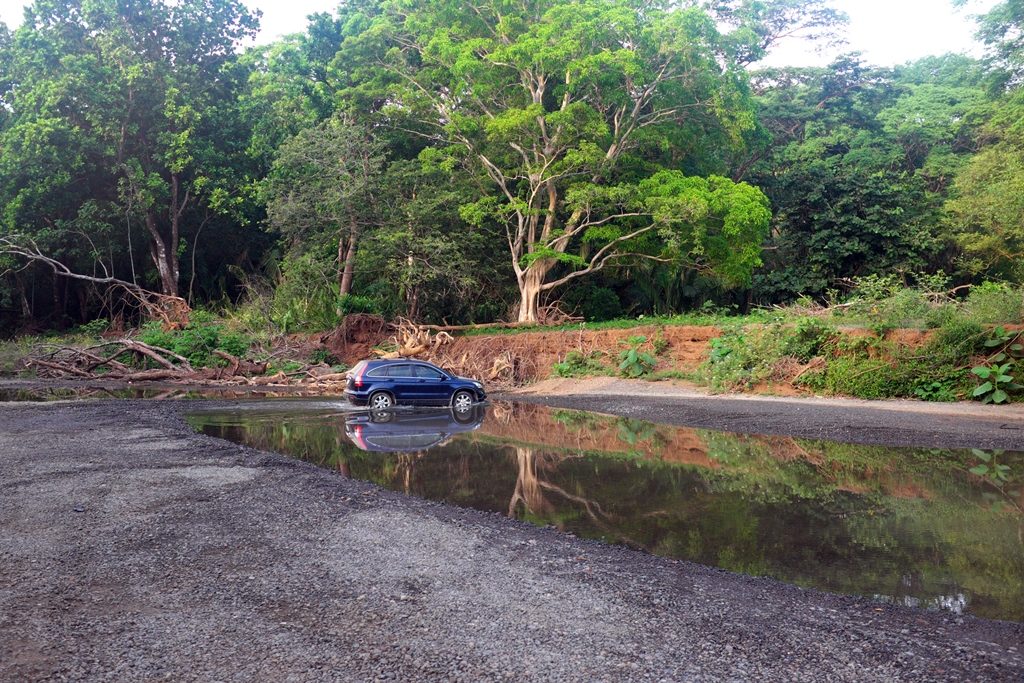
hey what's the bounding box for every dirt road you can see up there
[1,397,1022,681]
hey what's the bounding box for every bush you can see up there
[617,336,657,378]
[552,350,607,377]
[927,319,984,365]
[799,357,968,400]
[271,253,341,333]
[782,317,836,362]
[338,294,381,316]
[138,319,252,368]
[963,282,1023,324]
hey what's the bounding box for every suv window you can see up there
[365,366,388,378]
[413,365,444,379]
[386,364,413,378]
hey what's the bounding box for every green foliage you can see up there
[138,319,252,368]
[75,319,110,338]
[308,348,342,367]
[560,285,623,322]
[4,0,1024,338]
[963,282,1024,323]
[913,379,961,402]
[270,253,340,333]
[969,449,1012,483]
[338,294,381,316]
[971,362,1020,404]
[552,350,607,378]
[617,336,657,378]
[782,318,836,362]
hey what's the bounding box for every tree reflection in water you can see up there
[190,401,1024,621]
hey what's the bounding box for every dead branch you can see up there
[0,234,190,328]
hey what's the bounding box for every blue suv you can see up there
[344,359,486,410]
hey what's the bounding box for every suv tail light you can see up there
[353,363,367,388]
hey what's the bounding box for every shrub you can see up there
[552,350,607,377]
[617,336,657,378]
[138,319,252,368]
[271,253,341,333]
[963,282,1023,324]
[782,317,836,362]
[338,294,381,316]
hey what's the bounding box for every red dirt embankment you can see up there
[326,322,720,386]
[322,320,964,390]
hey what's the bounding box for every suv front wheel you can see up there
[452,390,474,412]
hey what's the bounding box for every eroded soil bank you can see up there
[1,398,1023,681]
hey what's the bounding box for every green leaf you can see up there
[971,449,992,461]
[972,366,992,378]
[969,465,990,476]
[972,382,993,396]
[992,389,1009,403]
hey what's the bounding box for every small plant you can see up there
[982,326,1023,360]
[971,362,1021,404]
[552,350,606,378]
[617,335,657,378]
[969,449,1011,483]
[76,318,110,337]
[309,347,339,365]
[913,380,959,402]
[970,327,1024,403]
[708,336,734,363]
[652,330,670,355]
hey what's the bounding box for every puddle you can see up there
[187,400,1024,622]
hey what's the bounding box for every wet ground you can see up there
[2,384,1024,680]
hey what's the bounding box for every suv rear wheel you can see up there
[369,391,394,410]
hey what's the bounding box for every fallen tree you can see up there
[25,340,266,382]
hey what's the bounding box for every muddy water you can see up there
[188,401,1024,622]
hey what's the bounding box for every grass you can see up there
[459,311,776,337]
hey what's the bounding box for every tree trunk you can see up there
[145,213,178,297]
[517,261,554,323]
[14,272,32,319]
[338,233,358,296]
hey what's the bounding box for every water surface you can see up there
[188,400,1024,621]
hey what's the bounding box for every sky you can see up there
[0,0,1003,68]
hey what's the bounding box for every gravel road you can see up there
[508,377,1024,450]
[1,398,1022,682]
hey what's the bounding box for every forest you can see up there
[0,0,1022,334]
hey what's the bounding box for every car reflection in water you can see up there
[344,405,487,452]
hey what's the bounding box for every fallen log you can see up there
[25,339,266,383]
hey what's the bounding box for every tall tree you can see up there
[379,0,770,322]
[0,0,259,303]
[263,116,386,297]
[969,0,1024,89]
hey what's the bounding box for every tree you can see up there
[945,144,1024,281]
[263,116,386,296]
[969,0,1024,89]
[706,0,847,65]
[0,0,260,305]
[741,55,991,300]
[379,0,769,322]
